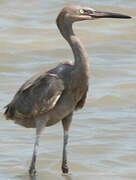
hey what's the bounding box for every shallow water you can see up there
[0,0,136,180]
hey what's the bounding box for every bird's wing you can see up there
[10,73,64,117]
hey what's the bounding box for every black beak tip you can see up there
[106,13,132,19]
[124,15,132,19]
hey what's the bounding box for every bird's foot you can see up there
[62,173,69,176]
[62,172,72,176]
[29,167,37,176]
[62,166,69,176]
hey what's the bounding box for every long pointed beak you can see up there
[91,11,132,19]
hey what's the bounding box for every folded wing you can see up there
[4,73,64,119]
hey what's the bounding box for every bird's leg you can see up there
[29,118,48,176]
[62,131,69,174]
[61,113,72,175]
[29,135,39,176]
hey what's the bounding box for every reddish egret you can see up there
[4,4,131,176]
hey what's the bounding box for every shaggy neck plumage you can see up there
[56,15,90,76]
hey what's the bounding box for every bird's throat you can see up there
[57,18,90,78]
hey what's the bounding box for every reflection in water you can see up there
[0,0,135,180]
[62,174,73,180]
[28,174,73,180]
[29,175,37,180]
[16,173,73,180]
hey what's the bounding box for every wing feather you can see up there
[5,73,64,119]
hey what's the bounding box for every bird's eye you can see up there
[80,9,84,14]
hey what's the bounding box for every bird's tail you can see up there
[4,103,15,120]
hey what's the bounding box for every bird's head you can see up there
[57,4,131,24]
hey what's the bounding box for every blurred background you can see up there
[0,0,136,180]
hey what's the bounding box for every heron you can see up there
[4,4,131,176]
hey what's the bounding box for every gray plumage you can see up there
[4,4,131,176]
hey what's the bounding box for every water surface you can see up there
[0,0,136,180]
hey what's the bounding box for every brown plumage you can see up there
[4,4,131,176]
[5,62,88,128]
[5,72,65,127]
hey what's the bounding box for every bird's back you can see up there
[4,62,88,128]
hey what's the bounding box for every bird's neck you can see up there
[57,20,90,77]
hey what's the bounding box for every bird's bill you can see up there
[90,11,132,19]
